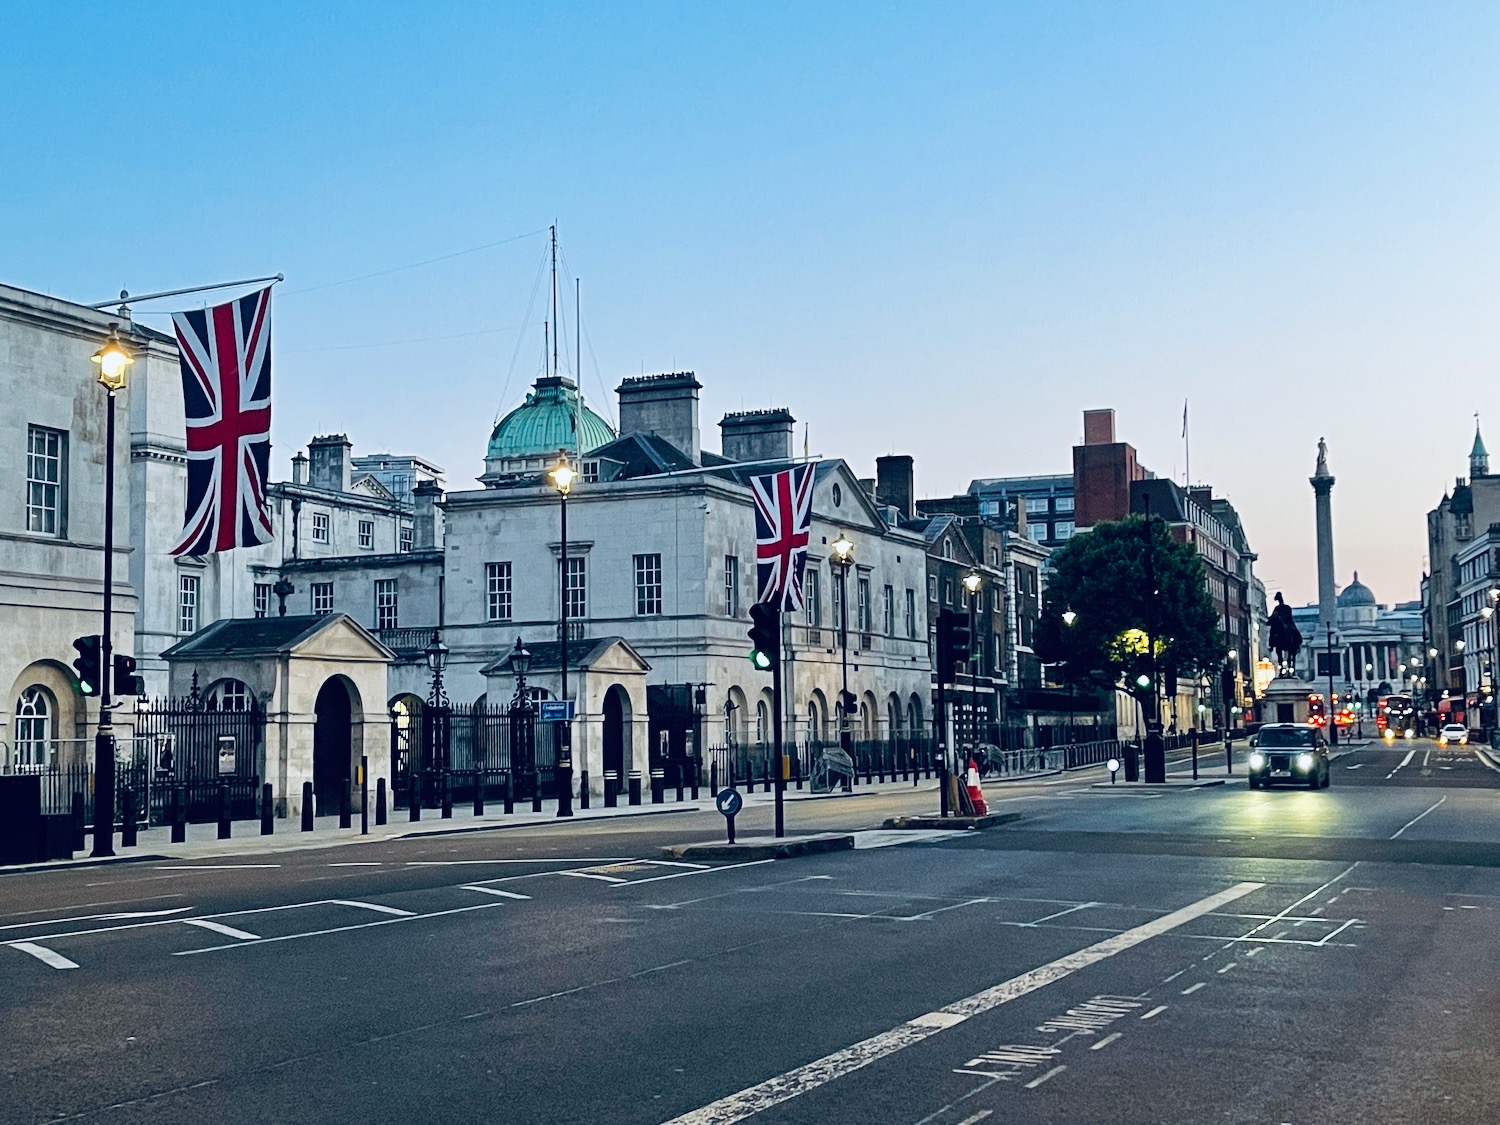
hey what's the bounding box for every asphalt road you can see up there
[3,739,1499,1124]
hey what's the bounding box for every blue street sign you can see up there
[715,788,743,817]
[539,700,575,722]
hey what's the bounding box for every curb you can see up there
[881,812,1023,831]
[1090,778,1226,790]
[402,804,702,839]
[659,833,855,861]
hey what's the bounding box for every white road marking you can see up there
[658,882,1262,1125]
[328,862,383,867]
[1181,982,1206,994]
[0,907,191,932]
[1345,763,1364,770]
[175,903,502,955]
[1021,902,1100,926]
[11,942,78,969]
[1161,970,1184,983]
[1391,796,1447,839]
[1385,749,1416,779]
[1090,1033,1122,1050]
[1139,1005,1168,1019]
[1023,1065,1066,1089]
[461,886,532,900]
[1245,947,1264,958]
[556,870,627,884]
[851,830,961,849]
[182,919,259,941]
[1216,962,1236,974]
[404,858,635,866]
[154,865,281,870]
[955,1112,993,1125]
[611,860,776,886]
[328,900,416,916]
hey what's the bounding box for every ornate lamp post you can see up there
[548,452,577,817]
[510,636,532,702]
[89,325,133,858]
[830,532,854,761]
[963,570,983,757]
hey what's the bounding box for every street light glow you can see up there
[547,453,577,495]
[830,532,854,565]
[91,326,133,392]
[962,570,982,595]
[1062,609,1076,626]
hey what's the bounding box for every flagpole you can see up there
[90,274,284,316]
[1183,399,1191,487]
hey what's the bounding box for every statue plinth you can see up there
[1263,674,1316,725]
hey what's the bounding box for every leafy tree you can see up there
[1034,516,1224,704]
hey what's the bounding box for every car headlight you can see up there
[1296,753,1314,771]
[1249,752,1265,770]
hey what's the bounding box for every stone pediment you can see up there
[162,613,394,664]
[479,635,650,677]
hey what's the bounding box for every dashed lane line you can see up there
[1385,748,1416,779]
[11,942,78,969]
[1181,982,1206,995]
[1139,1005,1168,1020]
[1023,1065,1066,1089]
[1090,1033,1122,1050]
[657,881,1263,1125]
[173,902,503,955]
[154,865,281,870]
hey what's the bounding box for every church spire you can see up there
[1471,413,1489,478]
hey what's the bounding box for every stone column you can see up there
[1311,438,1337,638]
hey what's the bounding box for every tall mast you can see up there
[575,276,584,457]
[550,224,559,383]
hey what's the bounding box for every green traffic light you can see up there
[749,649,773,670]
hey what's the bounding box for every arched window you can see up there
[943,539,954,560]
[206,679,251,712]
[755,700,769,746]
[14,686,53,768]
[807,701,821,744]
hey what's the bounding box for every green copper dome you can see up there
[487,376,615,460]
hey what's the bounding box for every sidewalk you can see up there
[3,772,974,873]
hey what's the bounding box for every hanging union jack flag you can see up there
[751,463,815,611]
[170,287,275,556]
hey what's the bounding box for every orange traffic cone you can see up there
[965,758,988,816]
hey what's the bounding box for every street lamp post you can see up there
[90,326,133,858]
[510,637,533,811]
[963,571,983,761]
[548,452,577,817]
[831,533,854,767]
[1325,625,1339,747]
[1140,496,1165,783]
[1062,610,1076,742]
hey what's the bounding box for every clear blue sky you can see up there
[7,1,1500,606]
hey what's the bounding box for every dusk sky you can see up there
[8,2,1500,607]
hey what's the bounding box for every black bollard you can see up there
[441,773,453,819]
[474,769,485,817]
[409,773,421,822]
[340,779,352,829]
[503,771,514,815]
[261,783,274,835]
[604,770,618,808]
[120,788,138,849]
[710,761,718,796]
[690,763,700,801]
[217,783,231,840]
[302,781,314,831]
[361,756,369,835]
[793,753,802,791]
[579,770,590,811]
[628,770,643,806]
[376,778,387,826]
[172,786,187,844]
[531,771,543,813]
[651,768,665,804]
[675,765,684,803]
[71,791,86,852]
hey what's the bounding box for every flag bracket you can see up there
[89,274,284,317]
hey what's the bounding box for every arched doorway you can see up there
[313,678,354,816]
[603,684,631,784]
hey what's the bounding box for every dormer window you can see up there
[582,460,599,484]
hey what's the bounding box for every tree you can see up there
[1034,516,1224,705]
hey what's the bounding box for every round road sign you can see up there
[715,787,743,817]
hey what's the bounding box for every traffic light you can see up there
[72,635,102,696]
[839,689,858,719]
[936,610,971,681]
[748,602,780,670]
[113,653,144,696]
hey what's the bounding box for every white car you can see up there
[1438,723,1469,746]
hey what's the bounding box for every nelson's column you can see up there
[1311,437,1338,740]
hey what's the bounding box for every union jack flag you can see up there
[170,287,275,556]
[751,464,815,611]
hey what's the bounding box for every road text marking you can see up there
[1024,1065,1066,1089]
[1181,982,1206,994]
[1139,1005,1168,1020]
[1091,1033,1122,1050]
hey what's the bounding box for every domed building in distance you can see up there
[481,375,616,482]
[1290,572,1424,700]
